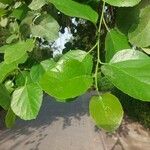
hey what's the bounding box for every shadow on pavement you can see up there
[0,92,94,149]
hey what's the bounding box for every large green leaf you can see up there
[4,39,34,64]
[128,6,150,47]
[101,50,150,101]
[116,0,150,34]
[5,108,16,128]
[60,50,93,74]
[40,60,93,101]
[40,51,93,101]
[105,29,130,62]
[49,0,98,24]
[29,0,47,10]
[89,93,123,132]
[104,0,141,7]
[0,84,11,110]
[11,83,43,120]
[31,14,59,42]
[30,59,56,82]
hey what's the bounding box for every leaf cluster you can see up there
[0,0,149,132]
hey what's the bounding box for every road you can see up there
[0,92,149,150]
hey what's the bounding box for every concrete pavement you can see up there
[0,92,150,150]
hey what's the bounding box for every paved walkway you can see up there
[0,92,150,150]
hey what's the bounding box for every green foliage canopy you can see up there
[0,0,149,132]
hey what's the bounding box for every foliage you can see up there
[89,93,123,132]
[0,0,149,132]
[112,88,150,129]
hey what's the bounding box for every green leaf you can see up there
[49,0,98,24]
[101,50,150,101]
[0,62,17,82]
[0,17,8,27]
[40,51,93,101]
[14,53,28,64]
[0,45,7,53]
[89,93,123,132]
[20,12,35,38]
[128,6,150,47]
[105,29,130,62]
[11,83,43,120]
[104,0,141,7]
[0,0,13,4]
[0,83,11,110]
[30,59,56,82]
[116,0,150,34]
[11,4,29,20]
[116,7,139,34]
[0,2,7,8]
[0,53,28,83]
[5,108,16,128]
[60,50,93,74]
[4,39,35,64]
[40,60,93,101]
[142,48,150,55]
[15,71,32,87]
[29,0,47,10]
[110,49,149,63]
[31,14,59,42]
[0,8,7,17]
